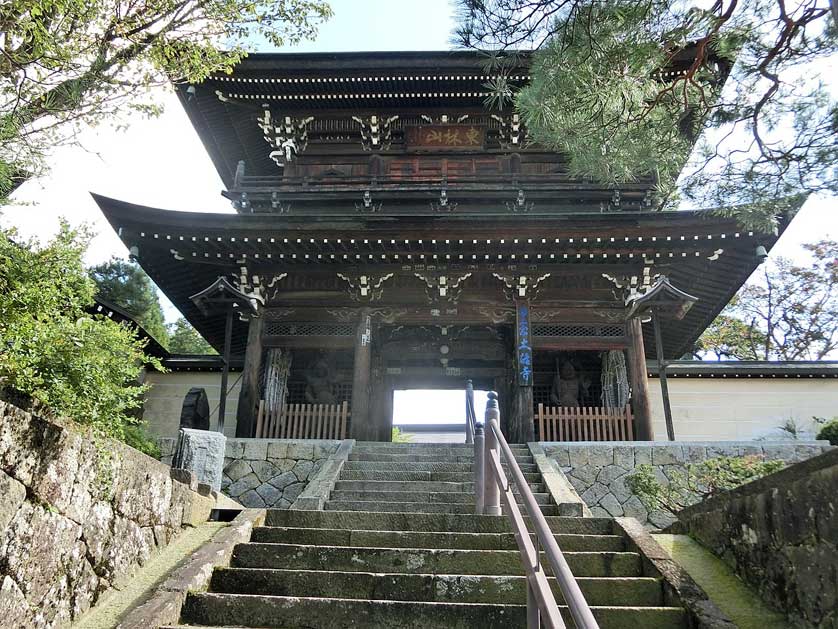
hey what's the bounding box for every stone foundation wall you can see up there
[675,448,838,628]
[0,400,215,629]
[220,439,341,508]
[541,441,832,528]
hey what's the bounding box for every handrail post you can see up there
[465,379,474,445]
[483,392,502,516]
[474,422,485,514]
[527,583,539,628]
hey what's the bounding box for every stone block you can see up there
[182,493,214,527]
[250,460,278,484]
[588,506,610,518]
[170,468,198,491]
[283,482,306,502]
[684,446,708,464]
[0,470,26,532]
[633,445,653,466]
[570,464,598,485]
[762,444,797,461]
[610,470,634,501]
[544,446,570,467]
[225,440,245,459]
[580,482,609,505]
[292,459,315,481]
[224,459,252,483]
[242,440,268,461]
[599,493,624,517]
[587,445,614,467]
[652,446,685,465]
[226,472,260,498]
[255,482,282,506]
[237,489,266,508]
[613,446,634,469]
[172,428,226,492]
[287,442,315,460]
[622,495,648,521]
[597,465,625,485]
[0,576,29,628]
[566,446,590,467]
[313,442,338,460]
[269,471,298,490]
[267,441,288,460]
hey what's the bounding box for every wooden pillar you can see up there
[652,312,676,441]
[350,308,374,441]
[626,317,654,440]
[217,306,234,434]
[235,315,264,437]
[510,302,535,444]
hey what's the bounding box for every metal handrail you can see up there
[475,392,600,629]
[464,379,476,445]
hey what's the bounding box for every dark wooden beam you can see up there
[652,312,676,441]
[350,308,374,440]
[235,314,265,437]
[627,318,654,440]
[510,302,535,443]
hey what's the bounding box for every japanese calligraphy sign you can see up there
[515,301,533,387]
[406,125,485,150]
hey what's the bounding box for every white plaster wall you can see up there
[142,371,241,439]
[141,371,838,442]
[648,377,838,441]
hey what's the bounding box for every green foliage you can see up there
[0,224,162,456]
[391,427,413,443]
[168,317,217,355]
[693,310,763,360]
[0,0,331,193]
[697,240,838,360]
[456,0,838,229]
[89,258,169,346]
[627,456,786,517]
[816,419,838,446]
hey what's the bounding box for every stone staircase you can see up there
[166,442,690,628]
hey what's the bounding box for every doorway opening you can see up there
[392,388,490,443]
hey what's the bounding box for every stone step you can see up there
[348,452,534,464]
[264,509,616,535]
[250,527,626,552]
[332,479,546,494]
[353,442,530,451]
[231,543,643,577]
[178,593,687,628]
[338,470,543,483]
[342,460,540,473]
[329,489,553,505]
[211,568,661,606]
[324,500,561,515]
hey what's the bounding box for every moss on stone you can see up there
[652,534,788,629]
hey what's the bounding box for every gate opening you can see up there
[392,389,490,443]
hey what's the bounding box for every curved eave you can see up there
[92,193,788,358]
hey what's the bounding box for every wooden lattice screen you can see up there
[536,404,634,441]
[254,401,349,440]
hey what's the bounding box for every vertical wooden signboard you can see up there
[516,301,533,386]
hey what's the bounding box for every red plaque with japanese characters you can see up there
[406,125,485,150]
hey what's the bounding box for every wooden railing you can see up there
[254,401,349,439]
[536,404,634,441]
[475,392,599,629]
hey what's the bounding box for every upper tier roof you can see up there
[177,48,721,190]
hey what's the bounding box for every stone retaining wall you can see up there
[0,400,215,628]
[540,441,832,528]
[674,448,838,629]
[220,439,341,508]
